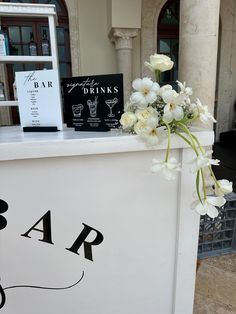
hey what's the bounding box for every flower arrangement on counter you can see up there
[120,53,233,218]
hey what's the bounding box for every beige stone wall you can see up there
[108,0,142,30]
[216,0,236,140]
[72,0,141,78]
[75,0,116,75]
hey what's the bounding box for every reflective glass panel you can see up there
[160,3,179,25]
[59,63,67,78]
[8,26,20,43]
[56,27,64,44]
[58,46,65,61]
[25,64,36,71]
[42,63,52,70]
[9,43,21,55]
[22,26,33,43]
[13,64,24,73]
[23,44,30,56]
[160,39,170,53]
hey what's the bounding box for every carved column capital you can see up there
[109,28,139,50]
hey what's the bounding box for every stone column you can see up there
[178,0,220,119]
[110,28,139,103]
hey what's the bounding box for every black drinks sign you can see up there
[62,74,124,130]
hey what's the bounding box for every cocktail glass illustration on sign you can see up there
[72,104,84,117]
[105,98,118,117]
[87,96,98,117]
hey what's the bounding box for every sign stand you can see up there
[23,126,58,132]
[74,126,110,132]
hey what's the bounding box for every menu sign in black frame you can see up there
[62,74,123,130]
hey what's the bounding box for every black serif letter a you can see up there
[21,210,54,244]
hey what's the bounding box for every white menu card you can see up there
[16,69,63,130]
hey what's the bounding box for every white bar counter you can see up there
[0,126,214,161]
[0,126,214,314]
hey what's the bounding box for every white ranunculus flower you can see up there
[124,100,135,112]
[144,54,174,72]
[190,150,220,172]
[195,98,216,126]
[162,89,185,123]
[215,179,233,196]
[120,112,137,129]
[192,196,226,218]
[177,80,193,96]
[140,125,166,146]
[151,157,181,180]
[158,84,173,97]
[130,77,160,108]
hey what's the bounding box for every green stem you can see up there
[208,165,220,188]
[175,131,193,148]
[177,123,199,156]
[196,170,203,203]
[175,126,206,203]
[191,133,205,154]
[155,70,160,83]
[164,122,171,162]
[191,133,220,188]
[201,169,207,200]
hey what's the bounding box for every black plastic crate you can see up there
[198,192,236,259]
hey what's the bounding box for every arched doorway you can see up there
[1,0,71,124]
[157,0,179,87]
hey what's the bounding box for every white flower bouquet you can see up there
[120,53,233,218]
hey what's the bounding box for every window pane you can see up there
[160,71,170,83]
[160,39,170,53]
[25,64,36,71]
[13,64,24,73]
[23,44,29,55]
[42,63,52,70]
[10,44,21,55]
[56,27,64,44]
[22,26,32,43]
[40,26,50,40]
[58,46,65,61]
[59,63,67,78]
[160,3,179,25]
[171,40,178,63]
[8,26,20,43]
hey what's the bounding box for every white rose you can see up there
[120,112,137,129]
[215,179,233,196]
[144,54,174,72]
[136,109,149,122]
[135,107,159,127]
[133,120,148,135]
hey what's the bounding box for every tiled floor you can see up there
[194,253,236,314]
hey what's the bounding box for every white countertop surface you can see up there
[0,126,214,161]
